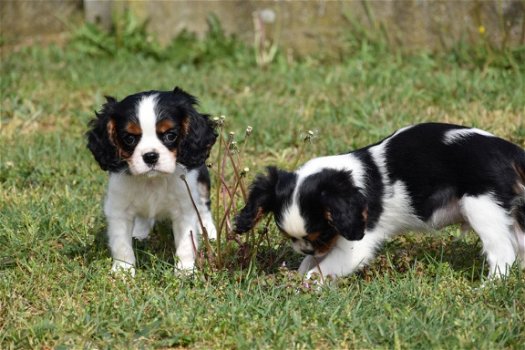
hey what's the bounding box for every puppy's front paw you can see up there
[174,260,195,275]
[304,268,338,289]
[298,256,317,274]
[111,260,136,277]
[205,224,217,241]
[305,269,323,282]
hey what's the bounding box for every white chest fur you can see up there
[104,166,196,220]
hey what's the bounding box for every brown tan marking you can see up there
[362,207,368,222]
[513,161,525,194]
[156,119,176,134]
[125,122,142,135]
[313,233,339,256]
[180,116,190,137]
[306,231,321,242]
[107,119,117,146]
[107,119,131,159]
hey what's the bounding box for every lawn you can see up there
[1,19,525,349]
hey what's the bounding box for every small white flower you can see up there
[259,9,276,23]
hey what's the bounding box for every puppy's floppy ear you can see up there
[320,170,367,241]
[86,96,126,171]
[234,166,282,234]
[174,87,218,169]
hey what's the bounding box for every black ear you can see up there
[234,167,282,234]
[86,96,126,172]
[174,87,217,169]
[320,170,367,241]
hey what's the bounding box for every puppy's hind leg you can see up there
[511,195,525,268]
[132,217,155,240]
[461,195,517,278]
[515,224,525,269]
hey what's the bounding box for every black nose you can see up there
[142,152,159,165]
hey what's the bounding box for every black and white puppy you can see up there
[235,123,525,279]
[87,87,217,276]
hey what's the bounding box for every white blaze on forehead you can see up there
[137,94,158,139]
[296,154,366,189]
[280,202,307,238]
[443,128,493,145]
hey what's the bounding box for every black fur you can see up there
[384,123,524,218]
[234,167,297,233]
[86,96,126,172]
[197,164,212,209]
[175,104,217,169]
[299,169,367,240]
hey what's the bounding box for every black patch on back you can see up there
[384,123,525,219]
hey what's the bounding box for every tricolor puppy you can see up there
[235,123,525,279]
[87,87,217,276]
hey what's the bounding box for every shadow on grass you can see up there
[62,220,488,282]
[62,221,178,270]
[361,232,486,281]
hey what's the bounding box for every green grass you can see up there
[1,20,525,349]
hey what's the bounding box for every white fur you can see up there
[281,204,307,238]
[427,201,463,229]
[299,233,385,278]
[296,154,367,189]
[443,128,493,145]
[460,194,517,276]
[105,166,216,275]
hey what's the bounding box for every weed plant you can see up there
[1,12,524,349]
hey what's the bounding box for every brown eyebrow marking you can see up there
[314,234,338,255]
[125,122,142,135]
[181,116,190,136]
[108,119,131,159]
[157,119,176,134]
[306,231,321,241]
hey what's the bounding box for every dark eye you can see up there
[163,131,177,143]
[123,134,138,146]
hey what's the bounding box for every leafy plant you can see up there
[70,11,252,67]
[70,9,163,59]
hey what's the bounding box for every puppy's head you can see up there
[235,167,367,257]
[87,87,217,175]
